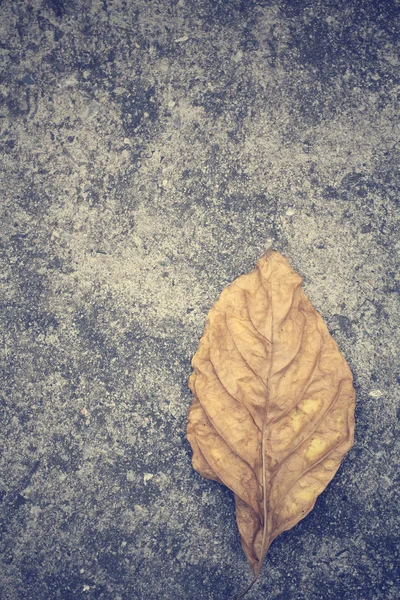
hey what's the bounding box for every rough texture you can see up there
[188,251,356,576]
[0,1,399,599]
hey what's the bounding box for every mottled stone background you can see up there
[0,1,399,599]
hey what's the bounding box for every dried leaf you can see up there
[187,250,355,583]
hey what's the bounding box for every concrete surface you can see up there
[0,1,399,599]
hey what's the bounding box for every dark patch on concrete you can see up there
[328,314,354,339]
[45,0,68,18]
[119,83,160,137]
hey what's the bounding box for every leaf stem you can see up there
[232,576,258,600]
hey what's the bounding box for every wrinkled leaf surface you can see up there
[187,250,355,577]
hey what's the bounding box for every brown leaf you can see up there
[187,250,355,582]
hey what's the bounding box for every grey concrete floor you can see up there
[0,1,399,599]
